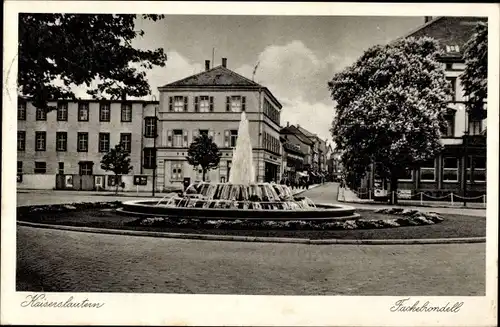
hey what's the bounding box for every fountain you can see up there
[119,112,359,221]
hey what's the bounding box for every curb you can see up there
[17,221,486,245]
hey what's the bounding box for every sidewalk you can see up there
[17,189,175,198]
[338,187,487,210]
[16,183,321,200]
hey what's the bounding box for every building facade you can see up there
[17,97,158,190]
[155,58,283,190]
[361,16,487,199]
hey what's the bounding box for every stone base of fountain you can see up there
[117,200,360,221]
[117,182,360,222]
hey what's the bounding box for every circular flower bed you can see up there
[127,208,444,231]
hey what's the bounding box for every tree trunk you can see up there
[202,169,206,182]
[115,175,119,194]
[389,172,398,205]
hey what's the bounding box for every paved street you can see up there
[17,226,485,295]
[16,183,486,295]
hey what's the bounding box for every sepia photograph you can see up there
[2,2,498,326]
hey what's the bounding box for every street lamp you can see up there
[152,96,158,197]
[462,109,469,206]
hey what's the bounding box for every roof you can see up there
[280,126,314,145]
[159,65,282,108]
[161,65,263,88]
[400,16,487,61]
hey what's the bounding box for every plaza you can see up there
[16,183,486,295]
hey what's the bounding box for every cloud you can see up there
[235,40,352,143]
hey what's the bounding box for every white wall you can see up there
[17,174,56,190]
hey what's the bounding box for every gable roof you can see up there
[399,16,487,61]
[159,65,282,108]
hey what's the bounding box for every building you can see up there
[155,58,283,189]
[17,97,158,190]
[327,146,343,182]
[361,16,487,199]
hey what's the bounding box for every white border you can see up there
[2,2,499,326]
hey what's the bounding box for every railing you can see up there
[347,188,486,207]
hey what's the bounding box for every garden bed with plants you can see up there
[16,202,486,240]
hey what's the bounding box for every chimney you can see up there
[222,57,227,68]
[205,60,210,71]
[121,90,127,101]
[287,121,289,127]
[424,16,432,23]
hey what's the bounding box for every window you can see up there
[144,117,156,138]
[17,131,26,151]
[143,148,156,169]
[121,103,132,122]
[419,159,436,182]
[57,102,68,121]
[58,162,64,175]
[78,102,89,121]
[77,132,89,152]
[36,107,47,121]
[441,114,455,137]
[467,156,486,183]
[120,133,131,153]
[199,129,209,136]
[79,162,93,175]
[173,129,183,147]
[56,132,67,151]
[99,133,110,152]
[224,130,238,147]
[34,162,47,174]
[17,161,23,174]
[35,131,46,151]
[226,96,246,112]
[170,96,187,112]
[100,102,111,122]
[469,118,483,135]
[442,157,459,182]
[195,96,213,112]
[446,77,457,101]
[264,99,280,125]
[18,100,26,120]
[171,161,183,180]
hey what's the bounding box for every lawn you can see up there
[17,204,486,240]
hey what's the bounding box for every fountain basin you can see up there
[117,200,360,221]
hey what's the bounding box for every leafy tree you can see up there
[461,22,488,121]
[328,37,451,204]
[18,14,167,111]
[100,143,133,194]
[186,134,222,181]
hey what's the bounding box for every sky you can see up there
[76,15,426,144]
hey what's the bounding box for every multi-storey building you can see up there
[155,58,283,189]
[17,97,158,190]
[361,16,487,199]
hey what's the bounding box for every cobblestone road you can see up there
[17,226,485,295]
[16,183,486,294]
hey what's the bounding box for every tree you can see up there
[186,134,222,181]
[328,37,451,204]
[18,14,167,111]
[100,143,133,194]
[461,21,488,120]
